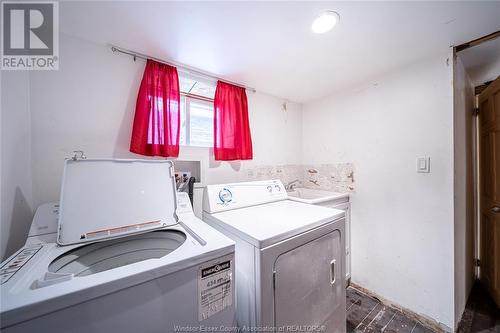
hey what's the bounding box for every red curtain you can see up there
[213,81,253,160]
[130,59,180,157]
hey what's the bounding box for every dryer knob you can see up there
[219,188,233,203]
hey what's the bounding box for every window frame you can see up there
[180,92,214,148]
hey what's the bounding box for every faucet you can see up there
[284,179,300,192]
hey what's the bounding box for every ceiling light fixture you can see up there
[311,11,340,34]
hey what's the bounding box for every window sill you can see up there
[180,144,212,149]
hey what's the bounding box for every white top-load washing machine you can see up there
[0,159,235,333]
[202,180,346,333]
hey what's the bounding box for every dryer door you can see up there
[273,230,344,332]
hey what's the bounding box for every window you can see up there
[179,75,215,147]
[180,97,214,147]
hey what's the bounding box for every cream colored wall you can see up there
[302,54,456,330]
[1,72,34,260]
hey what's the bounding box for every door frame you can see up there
[473,95,480,279]
[454,31,500,281]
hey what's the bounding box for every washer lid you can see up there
[57,159,178,246]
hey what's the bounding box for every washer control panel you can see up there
[1,245,42,284]
[203,180,287,213]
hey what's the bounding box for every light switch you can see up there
[416,157,430,173]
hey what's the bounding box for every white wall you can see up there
[1,71,34,260]
[468,56,500,86]
[29,33,302,208]
[302,54,455,329]
[453,55,475,328]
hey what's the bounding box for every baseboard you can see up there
[349,282,453,333]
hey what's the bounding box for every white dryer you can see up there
[203,180,346,333]
[0,159,235,333]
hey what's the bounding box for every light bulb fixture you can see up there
[311,11,340,34]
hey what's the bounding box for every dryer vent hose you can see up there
[187,177,196,205]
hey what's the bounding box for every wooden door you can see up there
[479,76,500,306]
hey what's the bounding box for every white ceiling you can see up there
[458,37,500,86]
[60,1,500,103]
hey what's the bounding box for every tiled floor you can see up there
[347,283,500,333]
[457,283,500,333]
[346,286,435,333]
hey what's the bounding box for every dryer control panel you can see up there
[203,180,287,213]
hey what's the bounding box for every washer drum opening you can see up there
[49,230,186,277]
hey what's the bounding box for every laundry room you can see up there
[1,1,499,333]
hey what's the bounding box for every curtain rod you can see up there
[110,45,256,93]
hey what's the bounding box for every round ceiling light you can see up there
[311,11,340,34]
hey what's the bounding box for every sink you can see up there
[287,188,348,204]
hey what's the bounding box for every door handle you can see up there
[492,206,500,213]
[330,259,336,286]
